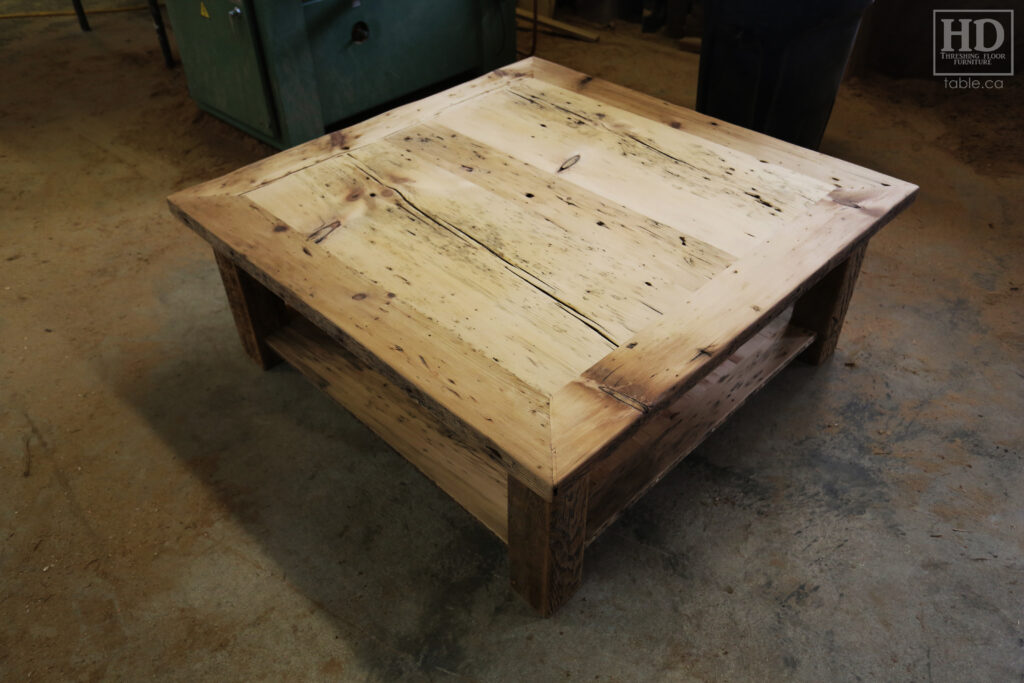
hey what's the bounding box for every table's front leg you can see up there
[792,240,868,365]
[213,250,287,370]
[508,475,589,616]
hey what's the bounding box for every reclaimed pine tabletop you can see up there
[169,57,917,615]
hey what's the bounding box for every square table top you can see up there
[169,57,917,499]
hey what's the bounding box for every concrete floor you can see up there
[2,9,1023,682]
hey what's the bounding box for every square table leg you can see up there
[508,475,589,616]
[792,240,868,365]
[213,250,287,370]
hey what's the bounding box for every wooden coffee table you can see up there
[168,57,916,615]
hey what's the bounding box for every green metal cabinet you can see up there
[166,0,516,148]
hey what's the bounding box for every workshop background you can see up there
[2,0,1022,680]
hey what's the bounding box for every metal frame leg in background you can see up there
[147,0,175,69]
[70,0,174,69]
[71,0,90,31]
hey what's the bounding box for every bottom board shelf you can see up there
[585,310,815,541]
[265,308,814,546]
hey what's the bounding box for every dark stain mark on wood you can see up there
[598,385,649,413]
[744,191,779,211]
[669,121,681,129]
[525,192,535,198]
[504,265,619,347]
[579,75,593,86]
[386,292,396,298]
[691,347,714,361]
[419,355,429,368]
[347,191,361,201]
[640,301,663,314]
[558,154,581,173]
[302,247,312,256]
[273,224,287,232]
[625,133,703,172]
[626,342,637,349]
[679,236,687,246]
[329,130,349,149]
[352,292,367,300]
[307,220,341,244]
[832,196,862,209]
[461,165,474,172]
[352,158,619,348]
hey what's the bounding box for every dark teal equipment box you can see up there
[166,0,516,148]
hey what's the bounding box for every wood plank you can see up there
[244,147,616,393]
[507,78,835,212]
[183,65,533,199]
[526,57,909,190]
[214,249,288,370]
[169,194,555,498]
[792,241,868,365]
[344,128,732,344]
[516,0,556,16]
[514,7,600,42]
[433,82,811,255]
[584,310,815,540]
[266,318,509,541]
[390,122,734,294]
[549,184,917,485]
[508,474,589,616]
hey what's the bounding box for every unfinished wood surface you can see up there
[585,310,814,541]
[214,249,287,370]
[548,184,916,485]
[265,318,509,540]
[169,195,555,497]
[170,56,919,616]
[508,475,588,616]
[170,56,917,504]
[793,241,868,365]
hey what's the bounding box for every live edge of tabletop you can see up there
[168,56,918,616]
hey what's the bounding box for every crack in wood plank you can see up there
[349,157,620,349]
[502,266,619,348]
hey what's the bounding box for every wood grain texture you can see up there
[508,475,588,616]
[265,318,509,540]
[170,56,916,504]
[549,185,918,485]
[170,56,918,616]
[214,249,287,369]
[584,311,814,541]
[792,240,868,365]
[170,195,554,497]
